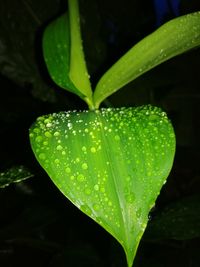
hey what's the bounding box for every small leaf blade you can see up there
[93,11,200,108]
[43,13,82,96]
[29,106,175,267]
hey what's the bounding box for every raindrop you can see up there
[125,193,135,204]
[82,163,88,170]
[90,147,96,153]
[36,136,43,143]
[84,188,91,195]
[136,208,142,218]
[94,184,99,191]
[56,145,63,151]
[39,153,46,160]
[54,159,60,164]
[81,146,87,152]
[77,174,85,182]
[65,167,71,173]
[93,204,100,211]
[54,131,60,137]
[45,131,52,138]
[43,141,48,146]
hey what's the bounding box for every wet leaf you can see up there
[29,106,175,267]
[0,165,33,188]
[144,195,200,241]
[93,11,200,108]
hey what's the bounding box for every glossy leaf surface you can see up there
[29,106,175,267]
[93,12,200,108]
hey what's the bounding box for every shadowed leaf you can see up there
[0,165,33,188]
[144,195,200,241]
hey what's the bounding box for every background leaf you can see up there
[0,165,33,188]
[0,0,61,102]
[144,195,200,241]
[93,11,200,108]
[29,106,175,267]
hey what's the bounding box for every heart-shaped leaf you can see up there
[29,106,175,267]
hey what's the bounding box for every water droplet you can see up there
[125,193,135,204]
[56,145,63,151]
[46,123,52,128]
[54,159,60,164]
[77,174,85,182]
[82,146,87,152]
[39,153,46,160]
[93,204,100,211]
[94,184,99,191]
[126,175,131,181]
[43,141,48,146]
[136,208,142,218]
[65,167,71,173]
[33,127,40,134]
[75,157,80,163]
[91,147,96,153]
[45,131,52,138]
[100,187,105,193]
[54,131,60,137]
[36,136,43,142]
[82,163,88,170]
[84,188,91,195]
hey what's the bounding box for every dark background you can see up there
[0,0,200,266]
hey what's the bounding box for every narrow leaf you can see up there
[29,106,175,267]
[93,12,200,108]
[68,0,93,108]
[0,165,33,188]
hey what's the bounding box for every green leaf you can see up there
[93,11,200,108]
[144,195,200,241]
[43,0,93,108]
[0,165,33,188]
[43,13,81,96]
[29,106,175,267]
[68,0,93,107]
